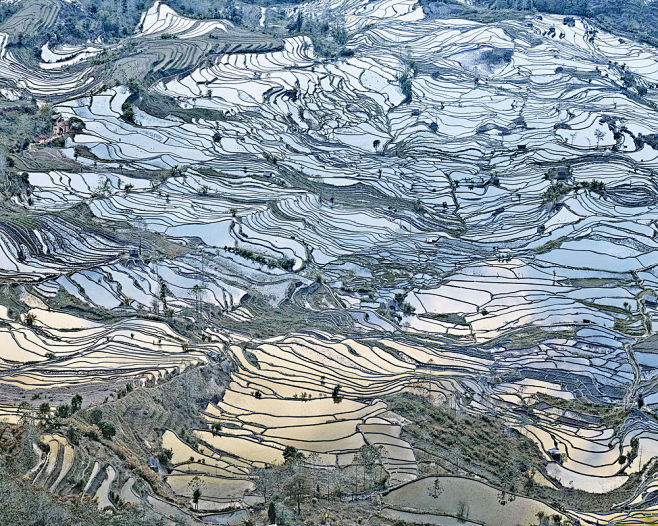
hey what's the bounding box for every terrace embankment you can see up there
[3,0,658,523]
[72,362,229,460]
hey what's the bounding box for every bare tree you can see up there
[254,466,280,502]
[191,284,202,315]
[594,128,605,149]
[449,445,463,471]
[284,474,309,516]
[456,500,469,520]
[428,477,444,499]
[356,444,383,489]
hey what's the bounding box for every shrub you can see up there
[88,408,103,425]
[71,394,83,413]
[99,421,116,439]
[55,404,70,419]
[157,448,173,465]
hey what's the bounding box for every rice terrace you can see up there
[0,0,658,524]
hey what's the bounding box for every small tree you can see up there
[192,487,202,510]
[88,408,103,425]
[188,476,205,510]
[428,477,443,499]
[268,502,277,525]
[4,416,37,475]
[158,448,173,465]
[99,421,116,439]
[191,284,202,314]
[55,404,70,419]
[594,128,604,148]
[457,500,469,519]
[254,466,279,501]
[17,402,33,427]
[332,384,342,403]
[38,402,50,418]
[23,312,37,326]
[66,425,80,445]
[71,394,82,413]
[159,281,169,310]
[449,445,463,471]
[356,444,383,489]
[283,445,303,464]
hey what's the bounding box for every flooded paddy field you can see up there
[1,0,658,523]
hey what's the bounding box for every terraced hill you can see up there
[1,0,658,524]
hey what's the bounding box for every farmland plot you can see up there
[3,0,658,523]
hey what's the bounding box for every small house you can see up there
[548,448,562,462]
[128,248,139,258]
[547,166,570,181]
[429,122,438,132]
[147,457,160,471]
[643,295,658,308]
[556,168,569,181]
[411,109,420,116]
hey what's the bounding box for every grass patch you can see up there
[535,236,567,255]
[387,392,545,495]
[533,393,627,430]
[388,392,655,513]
